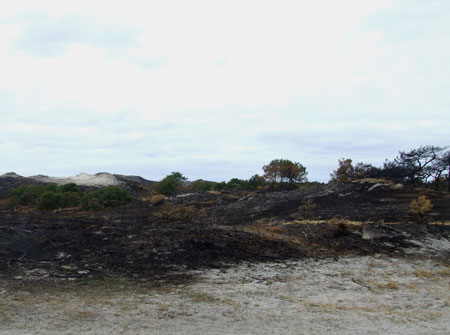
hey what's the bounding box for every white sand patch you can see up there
[406,237,450,256]
[1,256,449,335]
[29,173,122,187]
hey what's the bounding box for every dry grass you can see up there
[186,291,221,304]
[437,268,450,276]
[145,194,166,205]
[328,217,352,226]
[381,281,400,290]
[264,226,285,234]
[190,200,216,206]
[408,282,418,292]
[207,190,221,195]
[354,178,392,184]
[243,225,290,242]
[0,198,14,210]
[414,268,434,279]
[153,203,206,223]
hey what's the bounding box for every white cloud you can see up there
[0,0,449,181]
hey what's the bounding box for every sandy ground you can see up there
[28,173,121,186]
[1,256,449,335]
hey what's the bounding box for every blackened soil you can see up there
[0,207,305,279]
[1,180,449,280]
[1,206,449,280]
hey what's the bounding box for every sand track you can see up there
[1,256,449,335]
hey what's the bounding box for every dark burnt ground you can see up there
[0,206,305,279]
[201,182,450,224]
[1,180,449,280]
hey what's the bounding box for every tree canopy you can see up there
[330,145,450,191]
[156,171,187,196]
[330,159,378,182]
[263,159,308,184]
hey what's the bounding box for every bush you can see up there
[8,183,83,210]
[208,175,266,192]
[156,172,187,196]
[328,216,352,237]
[407,195,433,223]
[148,194,166,205]
[80,186,132,210]
[58,183,80,193]
[37,191,82,210]
[37,191,64,210]
[298,199,317,219]
[9,184,57,206]
[191,180,218,192]
[157,177,180,196]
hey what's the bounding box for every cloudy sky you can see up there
[1,0,449,182]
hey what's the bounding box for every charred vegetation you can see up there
[0,175,449,281]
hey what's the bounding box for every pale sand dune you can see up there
[28,172,122,187]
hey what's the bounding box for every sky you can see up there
[1,0,449,182]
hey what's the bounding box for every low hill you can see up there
[0,173,449,280]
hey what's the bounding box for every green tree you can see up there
[157,172,187,196]
[263,159,308,184]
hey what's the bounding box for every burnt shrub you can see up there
[298,199,317,219]
[80,186,132,210]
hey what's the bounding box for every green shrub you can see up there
[226,178,249,190]
[37,191,65,210]
[157,177,180,196]
[58,183,80,193]
[8,183,131,211]
[8,184,57,206]
[191,180,218,192]
[80,186,132,210]
[156,172,187,196]
[210,175,266,191]
[9,183,83,209]
[248,174,267,189]
[38,192,82,210]
[213,181,228,191]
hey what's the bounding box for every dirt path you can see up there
[1,256,449,335]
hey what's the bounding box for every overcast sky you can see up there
[1,0,449,182]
